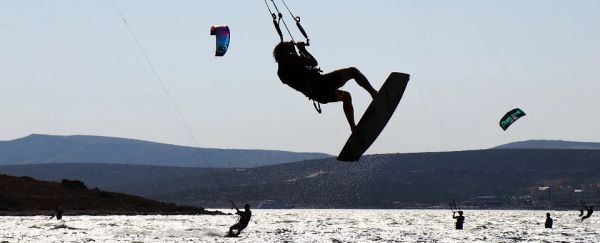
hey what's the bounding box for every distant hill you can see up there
[0,134,331,168]
[0,163,221,189]
[494,140,600,150]
[0,174,221,215]
[3,149,600,209]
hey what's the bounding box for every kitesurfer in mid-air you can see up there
[228,202,252,237]
[581,205,593,221]
[273,41,378,132]
[453,211,465,230]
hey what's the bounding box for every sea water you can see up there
[1,209,598,242]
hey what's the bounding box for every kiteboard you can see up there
[337,72,410,162]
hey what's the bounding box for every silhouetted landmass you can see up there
[494,140,600,150]
[0,134,330,167]
[61,179,87,189]
[3,149,600,209]
[0,174,225,215]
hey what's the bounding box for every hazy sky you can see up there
[1,0,599,155]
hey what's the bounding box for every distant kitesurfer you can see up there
[453,210,465,230]
[50,204,63,220]
[544,213,553,228]
[228,202,252,237]
[273,41,378,132]
[581,205,593,221]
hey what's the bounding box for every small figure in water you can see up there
[273,41,378,132]
[453,210,465,230]
[49,204,63,220]
[581,205,593,221]
[228,202,252,237]
[544,213,553,228]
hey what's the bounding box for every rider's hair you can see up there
[273,42,296,62]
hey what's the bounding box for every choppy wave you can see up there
[1,210,598,242]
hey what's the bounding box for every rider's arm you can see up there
[285,55,318,69]
[295,43,318,67]
[231,201,240,212]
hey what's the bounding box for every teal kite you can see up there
[500,108,526,131]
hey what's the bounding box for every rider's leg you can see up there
[337,90,356,132]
